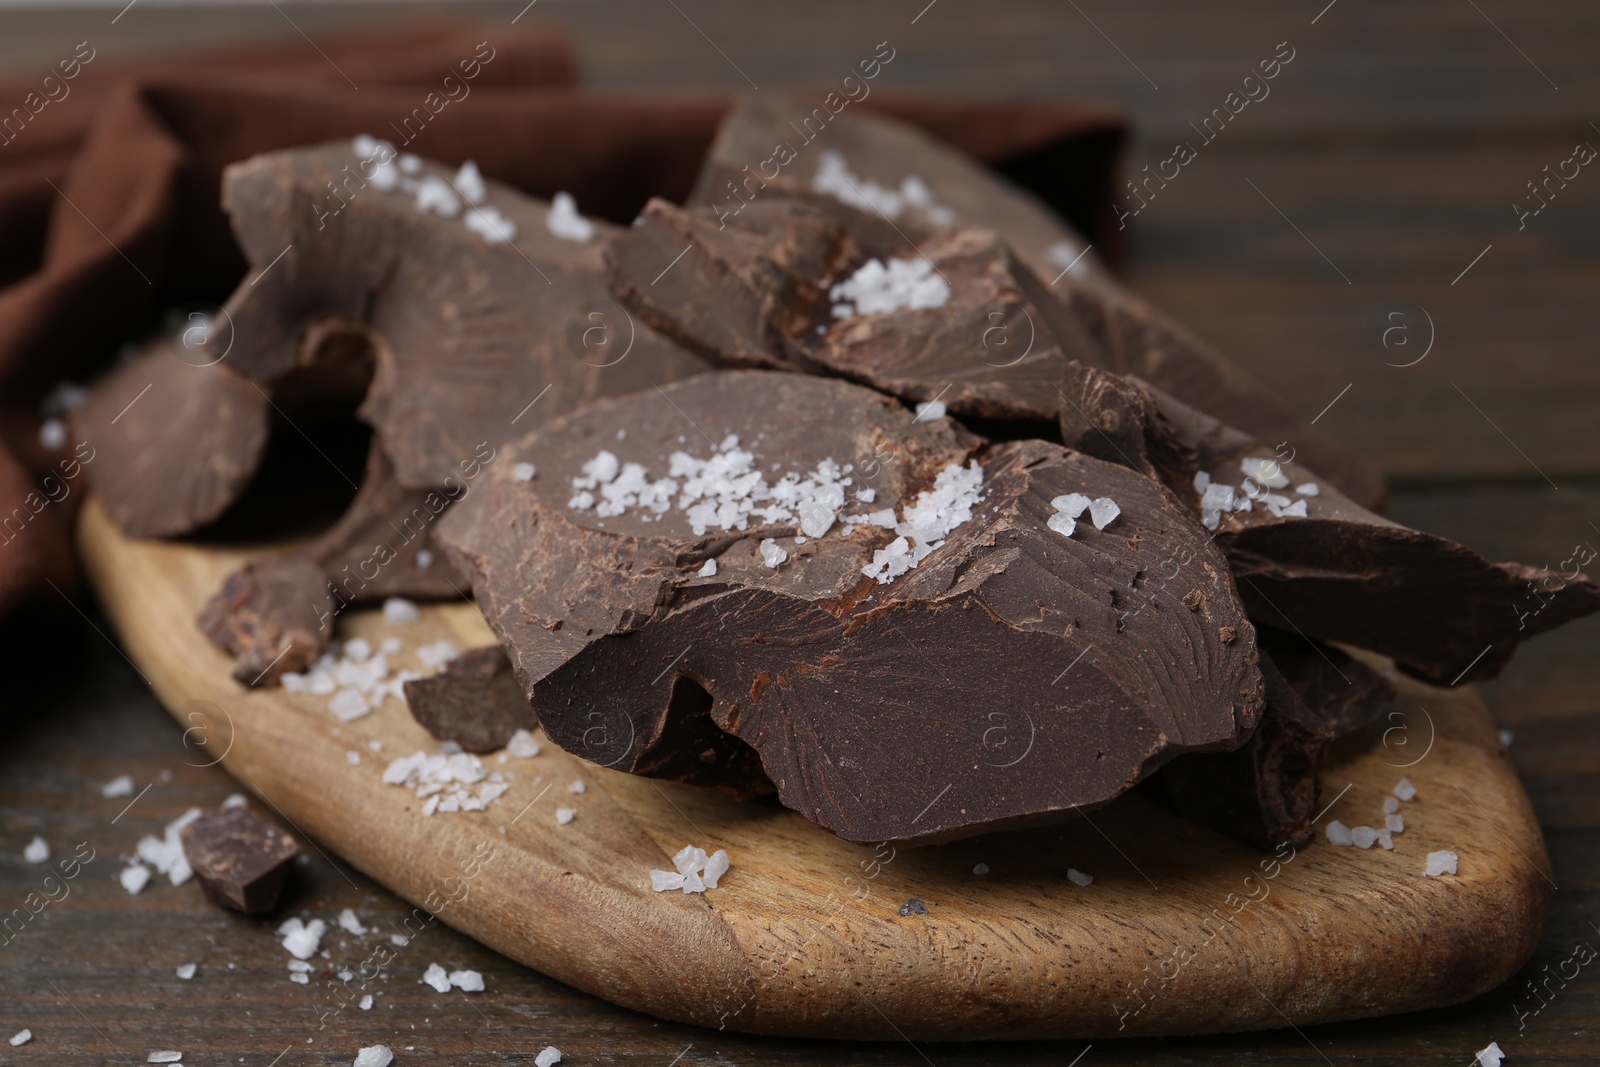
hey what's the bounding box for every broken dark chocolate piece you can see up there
[75,336,269,538]
[198,555,333,686]
[1161,626,1392,850]
[403,646,536,753]
[179,805,299,914]
[1060,362,1600,683]
[439,370,1262,844]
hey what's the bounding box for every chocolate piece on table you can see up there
[691,94,1386,509]
[74,336,269,539]
[198,555,333,686]
[1059,361,1600,684]
[1161,626,1393,850]
[179,806,299,914]
[403,646,536,753]
[438,370,1262,845]
[606,197,1104,423]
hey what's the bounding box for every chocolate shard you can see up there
[403,646,536,753]
[691,94,1385,509]
[198,438,466,683]
[1060,361,1600,683]
[1161,626,1393,850]
[438,370,1262,844]
[606,197,1104,423]
[74,335,269,538]
[179,805,299,914]
[218,141,710,490]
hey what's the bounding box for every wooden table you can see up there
[3,2,1596,1063]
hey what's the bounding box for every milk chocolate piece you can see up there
[403,646,536,753]
[75,336,269,538]
[179,806,299,914]
[1059,362,1600,683]
[439,371,1262,844]
[691,95,1385,508]
[1162,626,1392,850]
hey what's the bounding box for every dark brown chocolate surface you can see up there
[439,370,1262,843]
[197,555,333,686]
[1060,362,1600,684]
[403,646,536,753]
[179,805,300,914]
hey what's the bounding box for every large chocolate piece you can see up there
[438,371,1262,844]
[1161,626,1392,850]
[1060,362,1600,683]
[403,646,536,753]
[690,95,1386,508]
[179,805,299,914]
[75,337,269,539]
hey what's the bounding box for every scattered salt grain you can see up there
[454,160,487,204]
[416,640,459,671]
[346,638,372,661]
[148,1052,182,1063]
[547,191,595,243]
[381,637,403,655]
[359,995,374,1010]
[449,970,485,992]
[176,963,196,980]
[759,538,788,569]
[650,870,686,892]
[39,417,67,449]
[330,689,369,722]
[1067,868,1094,887]
[673,845,709,876]
[102,774,134,798]
[1047,512,1076,537]
[222,793,248,809]
[568,779,586,794]
[23,836,49,863]
[973,863,990,876]
[1046,239,1091,277]
[1351,825,1379,849]
[1193,470,1211,493]
[1499,728,1514,748]
[1386,813,1405,833]
[1476,1040,1505,1067]
[383,597,421,626]
[1325,820,1354,846]
[1239,457,1290,489]
[414,175,461,218]
[534,1047,561,1067]
[829,255,951,317]
[279,917,327,960]
[346,751,362,765]
[1383,796,1400,815]
[812,150,955,225]
[1376,829,1395,850]
[465,205,517,244]
[338,908,368,935]
[862,460,984,584]
[354,1046,393,1067]
[1088,496,1121,530]
[1394,777,1418,801]
[1424,850,1458,877]
[506,730,541,758]
[383,748,507,815]
[8,1030,30,1046]
[1294,483,1320,496]
[703,849,730,888]
[416,549,434,569]
[512,462,537,482]
[914,400,946,421]
[390,934,409,947]
[422,963,451,993]
[120,864,151,895]
[555,808,576,825]
[697,559,718,577]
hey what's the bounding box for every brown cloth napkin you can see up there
[0,20,1125,627]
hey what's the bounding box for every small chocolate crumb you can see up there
[403,647,537,753]
[897,897,928,917]
[1219,625,1237,644]
[1182,589,1204,611]
[179,807,299,914]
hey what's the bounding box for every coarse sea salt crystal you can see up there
[1394,777,1418,801]
[1476,1040,1504,1067]
[354,1046,393,1067]
[176,963,196,979]
[512,462,537,482]
[381,637,403,655]
[414,175,460,217]
[1067,868,1094,887]
[759,538,788,568]
[1047,512,1076,538]
[120,864,151,894]
[1240,456,1290,489]
[1376,829,1395,850]
[568,779,586,794]
[416,548,434,569]
[148,1052,182,1063]
[339,908,367,935]
[547,191,595,243]
[102,774,134,798]
[416,640,458,671]
[914,400,946,421]
[383,597,421,626]
[279,917,327,960]
[330,689,369,722]
[506,729,541,758]
[23,836,48,863]
[1294,483,1319,496]
[697,559,718,577]
[1351,825,1379,849]
[455,160,487,204]
[829,255,951,317]
[1386,813,1405,833]
[1193,470,1212,493]
[287,960,312,974]
[534,1047,561,1067]
[1052,493,1091,518]
[9,1029,31,1046]
[345,638,372,661]
[1088,496,1120,530]
[973,863,990,876]
[359,995,373,1010]
[650,870,686,892]
[555,808,576,825]
[1383,796,1400,815]
[222,793,248,809]
[450,969,485,992]
[39,417,67,449]
[1424,850,1458,877]
[423,963,451,993]
[465,205,516,244]
[702,849,730,888]
[673,845,709,876]
[1325,820,1354,846]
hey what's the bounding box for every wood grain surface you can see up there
[4,2,1599,1064]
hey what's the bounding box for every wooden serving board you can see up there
[77,495,1553,1040]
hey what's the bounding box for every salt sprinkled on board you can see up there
[697,559,718,577]
[287,960,312,974]
[353,1046,393,1067]
[568,780,586,795]
[506,729,541,759]
[1475,1040,1505,1067]
[416,640,459,672]
[383,597,421,626]
[120,864,151,894]
[1383,796,1400,815]
[702,849,730,888]
[1350,825,1379,849]
[176,963,196,980]
[339,908,368,935]
[534,1047,561,1067]
[547,191,595,243]
[422,963,451,993]
[148,1052,182,1063]
[651,843,729,894]
[8,1029,31,1047]
[330,690,369,722]
[102,774,134,798]
[279,917,327,960]
[1067,868,1094,887]
[555,808,576,825]
[1394,777,1418,801]
[829,255,951,317]
[1424,850,1458,877]
[512,462,537,482]
[382,749,507,815]
[22,836,48,863]
[650,870,686,892]
[1386,813,1405,833]
[449,970,485,992]
[359,995,373,1010]
[1325,820,1354,846]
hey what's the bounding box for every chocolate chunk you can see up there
[1161,626,1393,850]
[75,336,269,538]
[179,806,299,914]
[438,371,1262,844]
[218,143,709,491]
[1060,362,1600,683]
[198,555,333,686]
[403,646,536,753]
